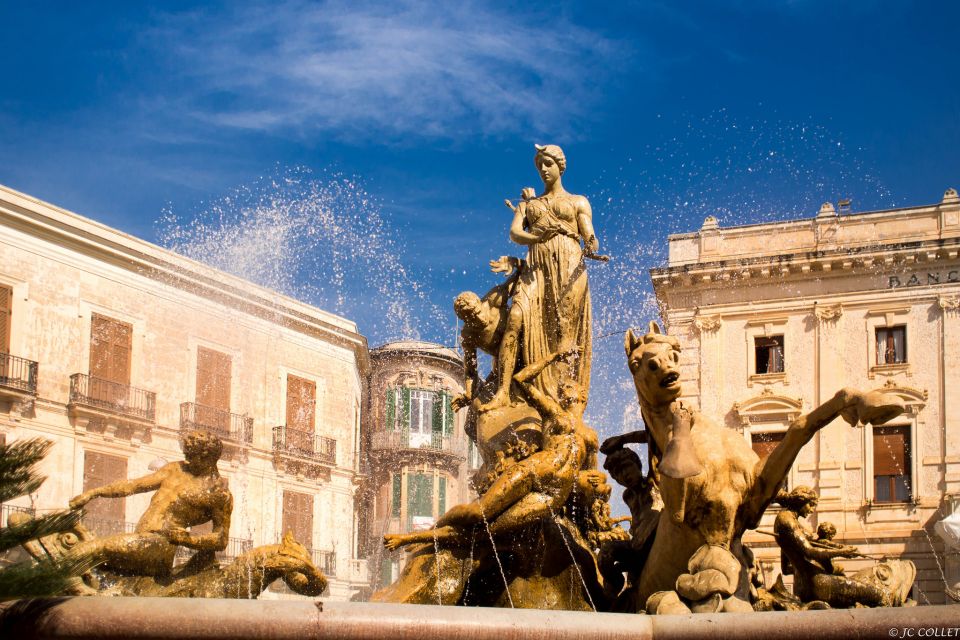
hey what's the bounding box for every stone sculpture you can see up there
[614,321,910,613]
[373,144,613,610]
[16,431,327,598]
[766,486,915,609]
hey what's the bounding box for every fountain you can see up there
[1,144,959,638]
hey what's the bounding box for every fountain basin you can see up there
[2,598,959,640]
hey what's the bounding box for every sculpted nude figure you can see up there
[452,255,524,412]
[384,349,587,551]
[68,431,232,577]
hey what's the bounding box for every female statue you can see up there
[774,486,915,608]
[482,144,598,416]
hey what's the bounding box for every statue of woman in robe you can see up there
[481,144,598,417]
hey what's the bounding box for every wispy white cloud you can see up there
[144,0,627,141]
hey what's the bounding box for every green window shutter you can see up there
[381,558,394,585]
[408,473,433,517]
[431,391,443,446]
[391,473,401,517]
[438,476,446,516]
[443,392,454,436]
[400,388,411,440]
[385,388,396,431]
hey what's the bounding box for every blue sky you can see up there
[1,1,958,441]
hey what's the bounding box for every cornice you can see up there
[650,237,960,293]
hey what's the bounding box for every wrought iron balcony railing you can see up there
[174,536,253,564]
[272,426,336,465]
[370,430,465,457]
[69,374,156,423]
[179,402,253,444]
[310,548,337,576]
[1,504,36,527]
[0,353,38,395]
[81,517,138,538]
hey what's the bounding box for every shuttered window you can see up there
[407,473,434,531]
[751,431,785,462]
[391,473,402,517]
[385,388,397,431]
[438,476,446,515]
[876,326,907,365]
[89,314,132,385]
[874,425,911,503]
[0,285,11,354]
[196,347,231,432]
[286,374,316,451]
[755,335,785,374]
[282,490,314,549]
[82,451,127,537]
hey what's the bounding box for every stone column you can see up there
[814,303,845,504]
[940,295,960,496]
[693,312,722,418]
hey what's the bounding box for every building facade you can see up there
[0,184,371,599]
[358,340,480,591]
[649,188,960,604]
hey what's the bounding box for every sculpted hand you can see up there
[451,392,470,412]
[585,234,600,254]
[520,187,536,201]
[489,256,517,275]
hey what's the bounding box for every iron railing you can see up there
[179,402,253,444]
[81,517,138,538]
[0,353,38,395]
[69,374,156,422]
[272,426,336,465]
[1,503,35,527]
[174,536,253,564]
[310,549,337,576]
[370,430,465,457]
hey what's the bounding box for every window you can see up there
[407,473,434,531]
[388,388,455,447]
[751,431,785,462]
[90,314,132,384]
[286,374,316,451]
[282,490,314,548]
[0,285,11,354]
[409,390,434,447]
[391,473,401,518]
[754,335,784,374]
[876,326,907,365]
[873,425,911,503]
[83,451,127,537]
[750,431,788,489]
[195,347,232,432]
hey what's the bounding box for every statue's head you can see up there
[817,521,837,541]
[625,321,682,409]
[776,485,818,515]
[603,447,643,488]
[558,377,585,409]
[453,291,482,322]
[181,430,223,465]
[534,144,566,185]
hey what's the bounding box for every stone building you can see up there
[0,183,371,600]
[357,340,480,591]
[649,188,960,604]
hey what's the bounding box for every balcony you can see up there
[174,536,253,565]
[271,426,336,478]
[1,504,35,528]
[370,430,466,457]
[0,353,38,397]
[179,402,253,446]
[310,548,337,576]
[80,517,138,538]
[68,374,156,440]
